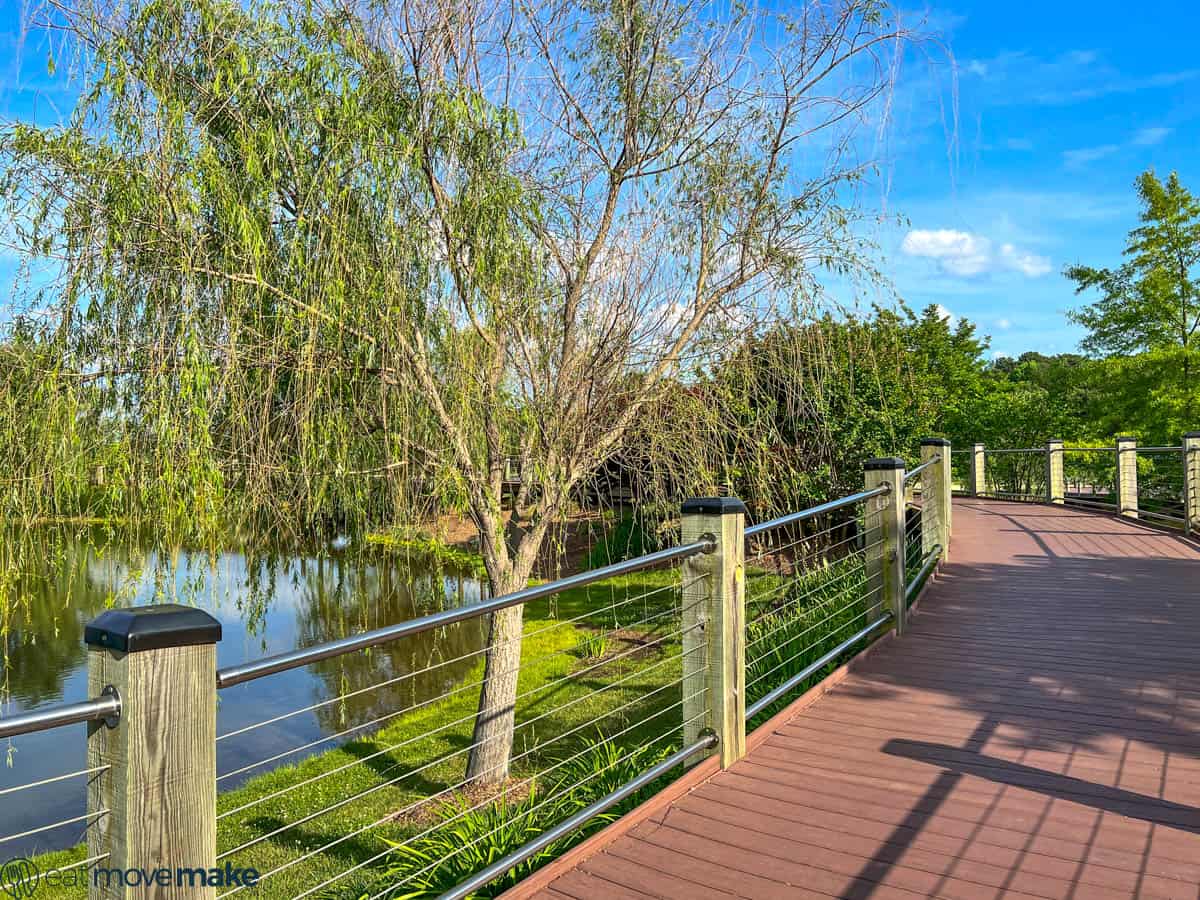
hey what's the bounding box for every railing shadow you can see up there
[816,498,1200,898]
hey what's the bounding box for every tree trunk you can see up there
[465,585,526,785]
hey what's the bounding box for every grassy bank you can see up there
[33,554,878,899]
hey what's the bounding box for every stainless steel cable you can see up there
[747,604,876,690]
[748,585,874,665]
[0,764,109,798]
[218,574,707,743]
[218,628,700,851]
[746,559,870,647]
[365,717,704,900]
[218,591,699,782]
[218,637,699,822]
[219,692,701,896]
[744,564,868,657]
[0,808,109,846]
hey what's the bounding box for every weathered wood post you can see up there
[969,443,986,497]
[864,459,906,635]
[85,605,222,899]
[920,438,951,562]
[1046,439,1065,505]
[1185,432,1200,537]
[1115,436,1139,519]
[680,497,746,768]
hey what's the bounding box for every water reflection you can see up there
[0,529,487,855]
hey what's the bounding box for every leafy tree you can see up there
[1066,169,1200,430]
[1,0,913,783]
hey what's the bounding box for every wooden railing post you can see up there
[86,605,222,899]
[864,459,906,635]
[1046,439,1065,505]
[920,438,951,562]
[1116,436,1138,519]
[680,498,745,768]
[970,443,986,497]
[1185,432,1200,536]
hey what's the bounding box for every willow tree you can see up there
[3,0,911,783]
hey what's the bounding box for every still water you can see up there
[0,531,488,856]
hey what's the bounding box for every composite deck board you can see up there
[519,500,1200,899]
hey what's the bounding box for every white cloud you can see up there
[934,304,957,327]
[965,60,988,77]
[999,243,1053,277]
[1063,144,1121,167]
[900,229,1051,280]
[996,318,1012,329]
[1132,126,1171,146]
[992,351,1012,360]
[900,229,992,277]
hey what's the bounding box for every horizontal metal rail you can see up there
[984,448,1043,454]
[217,538,714,689]
[1136,446,1184,453]
[745,614,892,720]
[905,546,942,606]
[903,455,939,482]
[1135,508,1186,525]
[745,485,889,540]
[1061,446,1114,453]
[438,733,719,900]
[0,688,120,740]
[1063,496,1119,510]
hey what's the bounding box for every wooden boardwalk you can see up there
[512,499,1200,900]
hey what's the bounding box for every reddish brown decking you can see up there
[510,499,1200,900]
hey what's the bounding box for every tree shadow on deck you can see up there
[828,499,1200,898]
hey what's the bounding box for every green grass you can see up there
[32,561,880,900]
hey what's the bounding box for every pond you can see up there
[0,530,489,857]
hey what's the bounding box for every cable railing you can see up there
[953,434,1199,537]
[0,446,957,900]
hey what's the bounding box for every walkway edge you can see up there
[498,623,903,900]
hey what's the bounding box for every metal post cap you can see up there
[85,604,222,653]
[864,457,906,471]
[920,437,951,447]
[680,497,747,515]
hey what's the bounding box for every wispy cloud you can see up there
[1132,126,1172,146]
[962,49,1199,107]
[1064,125,1173,167]
[1063,143,1121,167]
[900,229,1051,280]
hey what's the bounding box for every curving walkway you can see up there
[509,499,1200,900]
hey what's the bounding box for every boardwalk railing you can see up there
[954,432,1200,536]
[0,444,952,899]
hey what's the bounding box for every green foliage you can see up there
[356,738,672,899]
[572,631,611,662]
[583,505,676,569]
[745,556,870,720]
[1066,168,1200,432]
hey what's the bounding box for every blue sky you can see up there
[1,0,1197,359]
[870,0,1200,359]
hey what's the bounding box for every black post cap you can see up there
[85,604,222,653]
[920,437,951,447]
[680,497,747,515]
[864,457,906,471]
[1185,431,1200,439]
